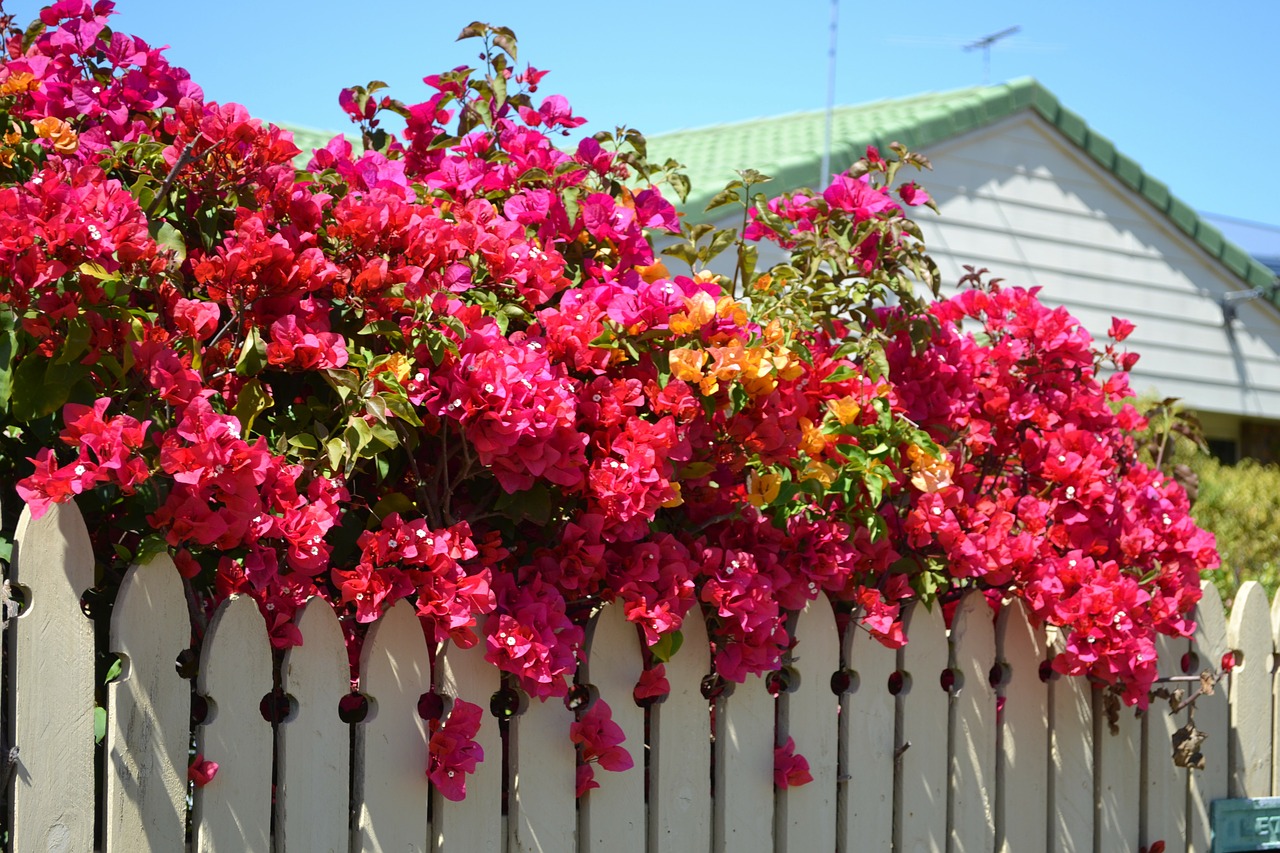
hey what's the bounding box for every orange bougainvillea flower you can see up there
[826,395,861,426]
[0,71,38,96]
[32,116,77,153]
[908,445,954,493]
[799,459,837,487]
[634,260,669,284]
[669,290,716,336]
[668,347,707,383]
[799,417,827,457]
[715,295,748,327]
[746,471,782,508]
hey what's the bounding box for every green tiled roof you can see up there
[645,78,1279,296]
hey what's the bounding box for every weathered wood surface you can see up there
[510,688,577,852]
[278,597,350,853]
[777,596,839,853]
[952,593,997,853]
[840,606,896,852]
[354,599,432,852]
[996,599,1044,853]
[105,556,190,853]
[715,672,775,853]
[1228,581,1272,797]
[895,599,948,853]
[193,595,274,853]
[580,605,646,853]
[1048,631,1093,853]
[9,504,96,853]
[1188,581,1230,853]
[1095,692,1141,851]
[1142,632,1189,851]
[650,605,713,853]
[433,624,503,853]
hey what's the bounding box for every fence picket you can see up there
[650,604,713,853]
[510,691,577,852]
[1048,630,1093,853]
[1188,580,1229,852]
[951,592,996,853]
[432,625,502,853]
[777,596,839,853]
[895,599,948,853]
[996,599,1044,853]
[278,597,350,852]
[1227,580,1272,797]
[1094,693,1140,850]
[714,672,775,853]
[1273,591,1280,796]
[354,598,432,852]
[104,556,190,852]
[1142,632,1189,850]
[193,595,274,853]
[839,607,896,852]
[8,503,96,853]
[580,604,646,853]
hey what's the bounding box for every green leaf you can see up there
[704,187,741,213]
[651,630,684,663]
[235,327,267,376]
[153,222,187,264]
[11,357,84,422]
[232,379,272,435]
[322,368,361,401]
[370,492,415,524]
[667,172,690,204]
[822,365,859,383]
[104,657,123,683]
[457,21,489,40]
[384,396,424,427]
[703,228,738,263]
[494,482,552,525]
[94,706,106,744]
[492,26,518,61]
[0,312,15,415]
[55,317,92,365]
[287,433,321,451]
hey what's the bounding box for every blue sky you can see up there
[8,1,1280,251]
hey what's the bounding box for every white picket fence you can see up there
[2,499,1277,852]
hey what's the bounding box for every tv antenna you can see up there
[964,25,1020,84]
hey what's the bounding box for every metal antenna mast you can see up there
[820,0,839,188]
[964,25,1020,84]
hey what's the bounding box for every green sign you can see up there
[1213,797,1280,851]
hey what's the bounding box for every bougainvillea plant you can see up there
[0,1,1217,797]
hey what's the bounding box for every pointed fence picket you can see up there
[355,599,432,852]
[11,496,1280,852]
[996,599,1045,853]
[278,597,350,853]
[951,593,996,853]
[105,556,190,852]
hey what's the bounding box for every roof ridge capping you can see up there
[646,77,1277,298]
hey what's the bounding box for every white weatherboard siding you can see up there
[917,114,1280,422]
[711,111,1280,429]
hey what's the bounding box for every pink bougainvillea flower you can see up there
[1108,316,1136,342]
[427,699,485,801]
[774,737,812,789]
[188,754,219,787]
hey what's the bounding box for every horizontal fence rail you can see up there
[2,500,1272,851]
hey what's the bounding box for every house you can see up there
[644,79,1280,462]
